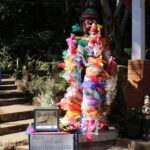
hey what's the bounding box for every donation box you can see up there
[29,132,78,150]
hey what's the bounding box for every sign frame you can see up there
[34,107,59,132]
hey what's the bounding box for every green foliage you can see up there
[124,107,143,138]
[124,48,131,57]
[11,30,64,59]
[31,61,62,78]
[0,44,14,72]
[30,75,68,107]
[126,107,143,124]
[0,0,67,58]
[14,67,22,79]
[0,0,133,65]
[117,48,131,66]
[27,60,67,107]
[35,61,50,71]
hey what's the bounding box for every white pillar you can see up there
[132,0,145,60]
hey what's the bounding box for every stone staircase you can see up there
[0,74,35,149]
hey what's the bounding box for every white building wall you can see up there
[132,0,145,60]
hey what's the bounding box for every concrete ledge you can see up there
[79,129,118,143]
[80,141,115,150]
[79,129,118,150]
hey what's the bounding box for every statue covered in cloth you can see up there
[57,0,117,139]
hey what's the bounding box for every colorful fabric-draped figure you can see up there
[58,0,117,136]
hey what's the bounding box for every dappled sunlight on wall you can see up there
[126,60,150,108]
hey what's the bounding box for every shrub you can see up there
[30,74,68,107]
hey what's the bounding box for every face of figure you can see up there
[145,102,150,107]
[144,97,150,106]
[82,17,97,34]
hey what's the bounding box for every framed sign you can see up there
[29,132,79,150]
[34,107,59,132]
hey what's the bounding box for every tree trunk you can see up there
[100,0,112,18]
[100,0,130,63]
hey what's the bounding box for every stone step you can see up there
[0,84,17,90]
[0,90,26,98]
[107,146,129,150]
[16,145,29,150]
[115,137,131,148]
[0,79,15,85]
[0,97,29,106]
[0,119,33,135]
[1,74,12,79]
[115,137,150,150]
[0,131,28,149]
[0,104,35,123]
